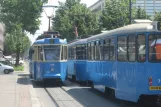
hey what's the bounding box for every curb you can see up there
[28,79,43,107]
[25,61,43,107]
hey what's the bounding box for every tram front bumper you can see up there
[44,73,61,79]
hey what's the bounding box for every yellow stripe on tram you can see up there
[149,86,161,90]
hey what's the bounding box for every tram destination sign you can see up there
[44,31,59,36]
[157,22,161,30]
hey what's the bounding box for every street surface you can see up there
[0,62,157,107]
[34,80,144,107]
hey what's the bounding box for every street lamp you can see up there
[43,5,58,31]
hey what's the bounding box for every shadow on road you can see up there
[17,74,32,85]
[62,87,156,107]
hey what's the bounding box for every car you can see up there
[0,60,12,66]
[12,59,24,65]
[0,62,14,74]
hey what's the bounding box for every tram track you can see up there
[44,88,59,107]
[33,80,158,107]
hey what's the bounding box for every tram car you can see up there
[67,39,87,83]
[29,32,67,83]
[74,20,161,103]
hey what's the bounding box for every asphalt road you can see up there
[32,80,148,107]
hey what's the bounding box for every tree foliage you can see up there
[100,0,151,30]
[4,25,31,56]
[52,0,101,41]
[133,6,150,19]
[100,0,130,30]
[0,0,46,66]
[0,0,46,34]
[154,12,161,21]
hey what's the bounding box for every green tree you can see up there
[52,0,101,41]
[0,0,46,66]
[4,26,31,58]
[133,6,150,19]
[100,0,130,30]
[154,12,161,21]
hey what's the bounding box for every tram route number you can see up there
[149,86,161,90]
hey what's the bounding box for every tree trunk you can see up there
[15,45,20,67]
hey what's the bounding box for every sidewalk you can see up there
[0,62,41,107]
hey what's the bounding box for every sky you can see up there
[28,0,98,43]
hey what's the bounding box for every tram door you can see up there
[116,35,137,102]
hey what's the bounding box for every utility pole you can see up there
[129,0,132,24]
[48,16,51,31]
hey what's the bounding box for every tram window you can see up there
[96,41,100,60]
[109,38,115,61]
[73,46,76,59]
[34,46,38,61]
[68,48,71,59]
[149,34,161,62]
[64,46,67,60]
[104,39,109,60]
[71,46,75,59]
[76,45,83,60]
[118,36,127,61]
[91,42,95,60]
[82,44,86,60]
[137,35,146,62]
[100,40,104,60]
[87,43,91,60]
[61,46,64,60]
[38,46,43,61]
[128,35,136,62]
[44,45,61,61]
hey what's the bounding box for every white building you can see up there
[88,0,105,12]
[135,0,161,16]
[89,0,161,16]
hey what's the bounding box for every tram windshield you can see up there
[44,45,60,61]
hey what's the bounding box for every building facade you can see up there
[135,0,161,16]
[89,0,161,17]
[89,0,105,13]
[0,23,4,58]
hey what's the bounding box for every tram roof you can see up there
[68,38,87,47]
[33,38,67,45]
[88,21,160,41]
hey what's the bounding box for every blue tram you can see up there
[29,32,67,82]
[67,39,87,82]
[72,20,161,102]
